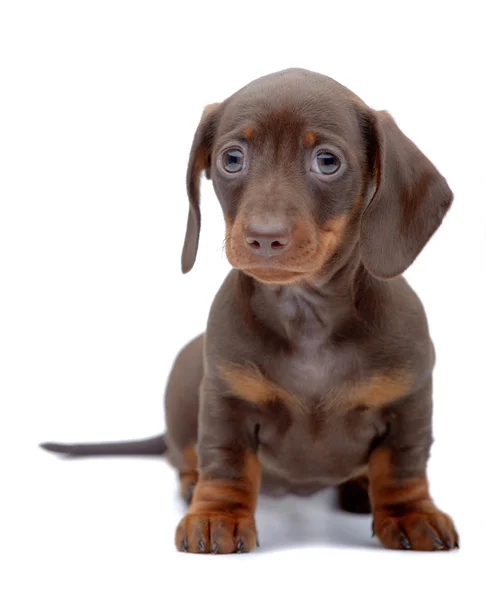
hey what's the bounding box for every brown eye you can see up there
[222,148,245,173]
[312,151,340,175]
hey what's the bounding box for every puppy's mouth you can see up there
[226,246,325,285]
[224,213,350,285]
[242,266,306,285]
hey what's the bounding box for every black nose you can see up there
[245,224,290,258]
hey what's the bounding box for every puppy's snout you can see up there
[245,222,290,258]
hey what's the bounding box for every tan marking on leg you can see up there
[369,446,432,511]
[368,446,458,551]
[175,451,261,553]
[190,451,261,515]
[179,446,198,503]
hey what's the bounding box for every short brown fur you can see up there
[42,69,458,555]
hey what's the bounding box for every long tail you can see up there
[40,433,167,458]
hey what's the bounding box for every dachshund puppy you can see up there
[42,68,458,554]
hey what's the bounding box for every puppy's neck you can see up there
[249,248,369,344]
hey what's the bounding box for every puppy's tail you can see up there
[40,434,167,458]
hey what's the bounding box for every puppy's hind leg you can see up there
[164,334,204,504]
[178,446,199,505]
[337,476,371,514]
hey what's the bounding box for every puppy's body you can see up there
[42,69,458,554]
[166,267,431,498]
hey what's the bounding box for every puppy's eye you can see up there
[312,152,340,175]
[222,148,245,173]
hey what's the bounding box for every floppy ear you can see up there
[360,110,453,279]
[181,102,222,274]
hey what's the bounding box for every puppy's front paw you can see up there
[175,512,257,554]
[373,508,459,551]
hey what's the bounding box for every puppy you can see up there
[42,68,459,554]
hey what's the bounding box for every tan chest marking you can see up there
[219,362,301,409]
[341,371,413,410]
[220,362,412,414]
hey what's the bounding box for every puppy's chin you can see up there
[241,267,305,285]
[225,248,330,285]
[226,254,325,285]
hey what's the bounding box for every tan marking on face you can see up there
[303,131,317,147]
[302,213,350,283]
[219,362,303,410]
[318,213,349,249]
[226,212,346,278]
[352,192,365,212]
[224,206,354,284]
[242,125,253,141]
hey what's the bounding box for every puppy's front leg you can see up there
[369,379,459,551]
[175,377,260,554]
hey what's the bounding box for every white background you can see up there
[1,1,485,598]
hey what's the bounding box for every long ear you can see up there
[181,103,222,274]
[360,110,453,279]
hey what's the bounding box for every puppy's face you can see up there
[210,76,369,284]
[182,69,452,283]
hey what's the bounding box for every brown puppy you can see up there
[42,68,458,554]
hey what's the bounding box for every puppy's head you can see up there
[181,69,452,283]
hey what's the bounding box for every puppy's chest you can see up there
[256,342,381,486]
[261,290,357,404]
[254,339,390,487]
[268,336,352,404]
